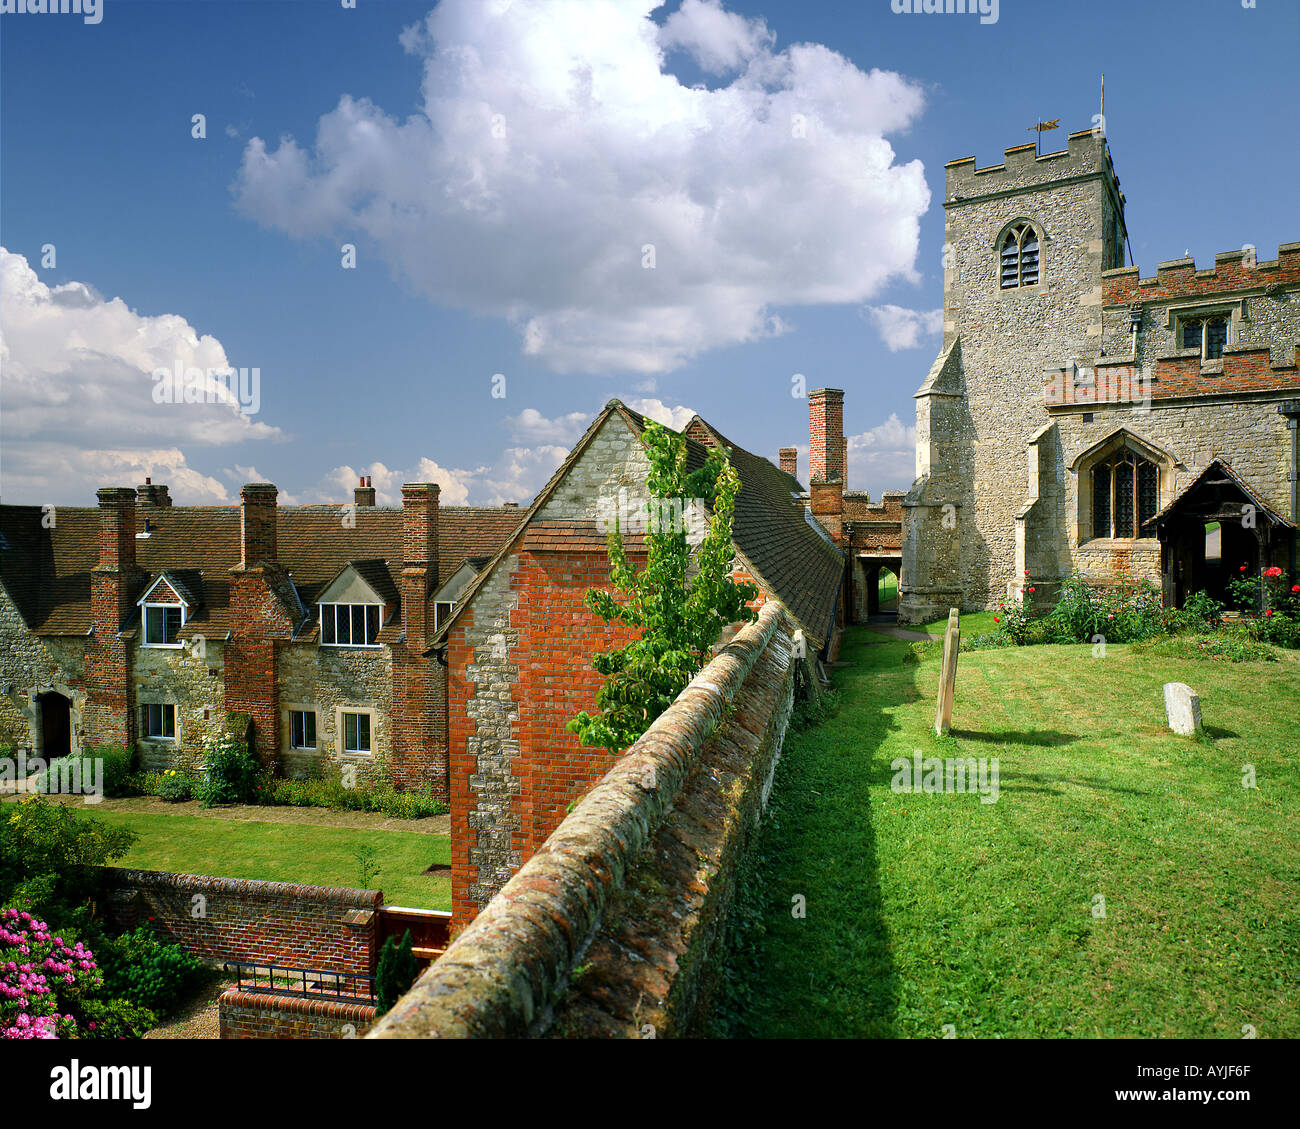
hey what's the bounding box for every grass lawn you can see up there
[716,626,1300,1038]
[80,810,451,910]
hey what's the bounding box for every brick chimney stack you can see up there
[809,388,846,484]
[136,477,172,508]
[239,483,279,568]
[779,447,799,480]
[402,483,440,646]
[86,487,145,747]
[355,475,377,507]
[96,487,139,573]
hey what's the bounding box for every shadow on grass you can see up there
[948,728,1081,748]
[719,629,916,1037]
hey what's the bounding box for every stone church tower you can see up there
[900,128,1126,621]
[900,126,1299,623]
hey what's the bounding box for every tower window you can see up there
[1092,451,1159,539]
[1180,315,1229,359]
[999,223,1040,289]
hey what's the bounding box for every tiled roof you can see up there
[522,521,648,554]
[0,503,526,637]
[1144,459,1297,532]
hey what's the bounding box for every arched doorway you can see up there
[38,692,72,759]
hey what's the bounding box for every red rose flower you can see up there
[1028,587,1035,594]
[993,616,1000,623]
[1240,565,1247,572]
[1265,609,1274,617]
[1292,585,1300,593]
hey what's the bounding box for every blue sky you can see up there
[2,0,1297,507]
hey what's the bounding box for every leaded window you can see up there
[1180,316,1228,359]
[1092,451,1159,539]
[1000,223,1040,289]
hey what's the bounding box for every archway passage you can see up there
[1145,460,1295,608]
[38,692,71,759]
[856,554,903,621]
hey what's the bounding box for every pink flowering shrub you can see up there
[0,907,101,1039]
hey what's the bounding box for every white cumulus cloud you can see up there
[0,248,281,505]
[863,304,943,351]
[233,0,929,374]
[847,412,917,491]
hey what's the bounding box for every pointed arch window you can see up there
[1092,450,1159,538]
[1000,223,1040,289]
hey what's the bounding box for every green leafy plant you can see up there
[355,844,381,889]
[96,923,206,1018]
[568,421,758,753]
[155,770,194,803]
[195,733,260,807]
[374,929,419,1015]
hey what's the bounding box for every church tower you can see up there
[900,127,1128,621]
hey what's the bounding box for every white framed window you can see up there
[289,709,317,750]
[341,711,372,754]
[143,603,184,647]
[435,601,454,632]
[320,603,381,647]
[142,703,176,740]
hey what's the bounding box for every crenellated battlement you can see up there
[944,129,1121,206]
[1104,242,1300,304]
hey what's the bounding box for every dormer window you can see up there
[143,604,184,646]
[999,223,1040,289]
[320,603,381,647]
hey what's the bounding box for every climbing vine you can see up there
[567,422,758,753]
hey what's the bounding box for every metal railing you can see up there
[223,960,375,1003]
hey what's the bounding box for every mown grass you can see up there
[713,626,1300,1038]
[79,810,451,910]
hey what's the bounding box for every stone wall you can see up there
[369,601,798,1039]
[277,642,393,785]
[101,869,381,975]
[131,640,226,772]
[0,587,86,753]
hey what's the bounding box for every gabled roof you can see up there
[1144,459,1296,532]
[429,399,844,652]
[0,503,526,637]
[137,570,201,608]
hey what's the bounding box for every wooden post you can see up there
[935,608,960,736]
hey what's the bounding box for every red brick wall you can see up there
[1047,350,1299,407]
[391,643,448,798]
[447,548,644,925]
[102,869,381,976]
[218,989,376,1039]
[224,572,293,765]
[1103,245,1300,305]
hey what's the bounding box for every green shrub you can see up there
[195,733,260,806]
[97,924,207,1018]
[1135,633,1277,664]
[253,772,446,818]
[155,770,194,802]
[0,797,137,927]
[79,995,159,1039]
[374,929,419,1015]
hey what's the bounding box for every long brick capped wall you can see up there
[102,869,381,976]
[218,990,376,1039]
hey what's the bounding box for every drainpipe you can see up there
[1281,401,1300,581]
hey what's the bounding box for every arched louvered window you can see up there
[1092,450,1159,539]
[999,223,1040,289]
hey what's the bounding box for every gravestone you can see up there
[1163,682,1203,736]
[934,608,960,736]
